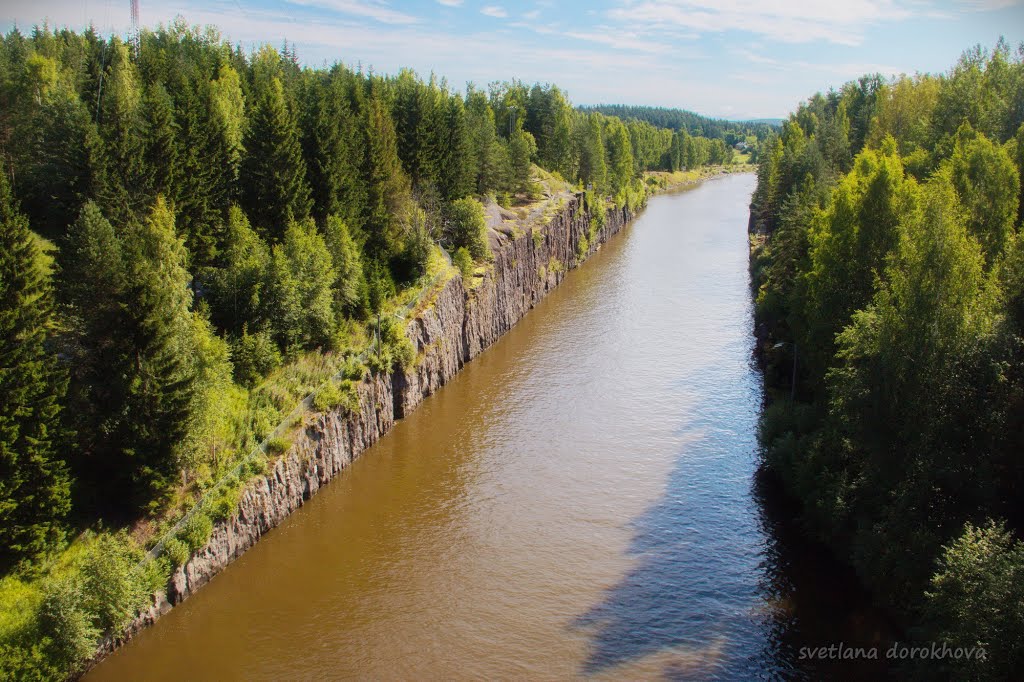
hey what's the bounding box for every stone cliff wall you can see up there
[94,193,634,662]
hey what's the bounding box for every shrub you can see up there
[924,520,1024,679]
[453,247,473,278]
[247,456,268,477]
[232,327,282,387]
[447,198,491,260]
[532,229,544,249]
[178,512,213,552]
[577,234,590,260]
[210,484,242,522]
[312,381,343,413]
[163,538,190,568]
[265,436,291,456]
[36,577,96,674]
[79,534,147,634]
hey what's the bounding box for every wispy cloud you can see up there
[284,0,419,24]
[608,0,914,46]
[436,0,463,6]
[481,6,508,18]
[956,0,1023,10]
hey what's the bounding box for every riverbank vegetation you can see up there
[0,19,740,677]
[750,39,1024,678]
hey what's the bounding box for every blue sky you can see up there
[3,0,1024,119]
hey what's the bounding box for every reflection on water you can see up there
[87,174,892,681]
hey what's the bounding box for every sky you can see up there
[3,0,1024,119]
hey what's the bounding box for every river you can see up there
[87,173,891,680]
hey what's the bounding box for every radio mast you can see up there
[129,0,140,55]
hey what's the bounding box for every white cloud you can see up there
[956,0,1022,9]
[608,0,914,46]
[523,9,541,19]
[437,0,463,6]
[481,6,508,18]
[284,0,419,25]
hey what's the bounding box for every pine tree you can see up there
[241,76,312,241]
[0,171,70,568]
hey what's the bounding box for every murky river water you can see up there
[87,174,891,680]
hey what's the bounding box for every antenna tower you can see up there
[129,0,140,55]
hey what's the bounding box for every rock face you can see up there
[93,192,634,664]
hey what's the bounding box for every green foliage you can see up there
[752,41,1024,678]
[925,521,1024,680]
[0,171,70,569]
[178,512,213,552]
[36,576,97,674]
[241,75,312,240]
[78,533,148,634]
[447,197,491,260]
[232,326,282,388]
[948,124,1020,265]
[163,538,191,568]
[453,246,474,278]
[312,381,343,413]
[265,436,291,456]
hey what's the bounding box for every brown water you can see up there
[87,174,891,681]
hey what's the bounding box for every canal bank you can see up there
[83,180,641,672]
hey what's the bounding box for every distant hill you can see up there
[579,104,780,142]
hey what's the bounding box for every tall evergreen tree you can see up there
[241,75,311,241]
[117,197,198,501]
[0,171,70,568]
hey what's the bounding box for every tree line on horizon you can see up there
[579,103,777,148]
[749,39,1024,678]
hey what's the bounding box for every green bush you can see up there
[36,576,97,674]
[448,198,491,260]
[178,513,213,552]
[247,456,268,477]
[313,381,343,413]
[232,327,282,387]
[532,229,544,249]
[341,356,367,382]
[453,247,473,278]
[210,483,242,522]
[79,534,148,634]
[162,538,191,568]
[265,435,291,456]
[924,520,1024,679]
[577,234,590,260]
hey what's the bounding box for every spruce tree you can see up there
[363,89,411,262]
[241,76,312,241]
[0,171,70,568]
[59,202,127,513]
[117,197,198,501]
[142,82,179,203]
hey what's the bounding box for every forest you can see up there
[0,20,740,678]
[750,39,1024,678]
[579,103,776,147]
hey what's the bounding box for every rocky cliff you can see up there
[94,192,634,661]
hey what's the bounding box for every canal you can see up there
[88,173,889,680]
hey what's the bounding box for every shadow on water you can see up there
[573,358,898,680]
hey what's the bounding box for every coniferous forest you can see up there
[751,40,1024,678]
[0,21,758,677]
